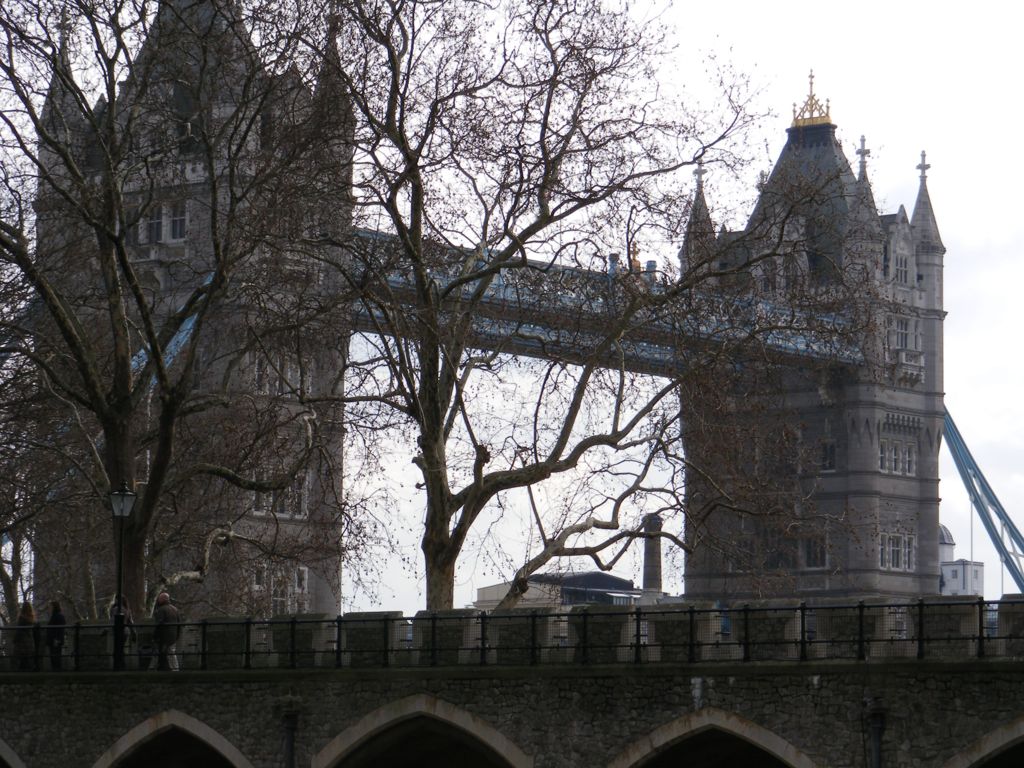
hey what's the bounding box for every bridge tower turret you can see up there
[911,151,946,387]
[683,76,945,601]
[679,160,715,280]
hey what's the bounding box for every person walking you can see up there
[108,595,136,662]
[152,592,181,671]
[13,602,40,672]
[46,601,66,671]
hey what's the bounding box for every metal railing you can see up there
[1,597,1020,673]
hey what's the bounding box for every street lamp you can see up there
[110,481,136,670]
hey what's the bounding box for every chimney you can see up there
[643,259,657,285]
[642,513,663,599]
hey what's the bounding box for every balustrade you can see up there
[3,597,1019,673]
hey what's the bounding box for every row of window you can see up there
[253,564,309,615]
[879,532,915,571]
[729,522,828,572]
[882,242,911,285]
[821,438,916,476]
[137,201,187,245]
[251,352,311,396]
[948,567,979,582]
[803,536,827,569]
[728,531,915,574]
[188,347,316,395]
[820,440,837,471]
[879,439,915,475]
[895,252,909,284]
[886,315,922,353]
[253,474,309,519]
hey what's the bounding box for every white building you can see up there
[938,524,984,596]
[474,572,641,611]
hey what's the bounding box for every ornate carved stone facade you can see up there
[684,82,945,600]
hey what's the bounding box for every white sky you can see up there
[345,2,1024,611]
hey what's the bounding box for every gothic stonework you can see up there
[684,85,944,601]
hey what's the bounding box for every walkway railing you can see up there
[2,597,1022,672]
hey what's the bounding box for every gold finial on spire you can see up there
[792,69,831,127]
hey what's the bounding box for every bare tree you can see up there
[318,0,878,610]
[0,0,883,619]
[0,0,356,617]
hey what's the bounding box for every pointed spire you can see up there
[307,9,354,234]
[315,12,343,95]
[56,5,71,69]
[911,150,944,252]
[856,135,870,181]
[681,160,716,274]
[694,158,706,193]
[312,12,351,127]
[41,5,87,152]
[851,136,882,242]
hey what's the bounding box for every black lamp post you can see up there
[110,481,137,670]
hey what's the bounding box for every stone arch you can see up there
[940,714,1024,768]
[91,709,254,768]
[311,693,533,768]
[606,706,819,768]
[0,737,28,768]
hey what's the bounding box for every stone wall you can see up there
[1,659,1023,767]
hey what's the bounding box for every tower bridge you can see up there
[347,77,949,603]
[120,72,974,608]
[13,0,1022,761]
[19,0,986,619]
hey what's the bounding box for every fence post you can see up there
[688,605,696,663]
[73,622,81,672]
[334,616,343,669]
[799,602,808,661]
[742,605,751,662]
[977,597,986,659]
[479,611,488,666]
[289,617,297,669]
[430,613,438,667]
[916,599,925,660]
[530,611,538,666]
[244,618,252,670]
[634,607,643,664]
[581,610,590,665]
[857,601,866,661]
[200,620,208,671]
[381,615,390,668]
[113,613,125,671]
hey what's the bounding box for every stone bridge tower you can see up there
[30,0,353,618]
[683,77,945,601]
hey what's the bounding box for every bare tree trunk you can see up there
[123,526,148,616]
[422,536,456,611]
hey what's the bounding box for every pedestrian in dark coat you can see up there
[152,592,181,671]
[13,602,40,672]
[108,596,136,656]
[46,601,66,671]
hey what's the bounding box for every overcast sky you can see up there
[347,3,1024,611]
